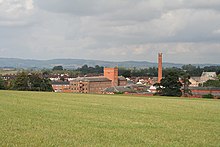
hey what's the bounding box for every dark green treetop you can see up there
[155,70,182,97]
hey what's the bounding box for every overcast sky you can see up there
[0,0,220,64]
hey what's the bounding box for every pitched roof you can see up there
[51,81,70,85]
[71,76,111,82]
[201,72,217,78]
[103,86,134,93]
[190,77,201,82]
[118,76,127,81]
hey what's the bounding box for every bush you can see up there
[202,94,214,99]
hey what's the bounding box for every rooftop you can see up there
[71,76,111,82]
[51,81,70,85]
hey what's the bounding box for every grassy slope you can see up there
[0,91,219,146]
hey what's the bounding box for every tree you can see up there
[40,78,53,92]
[203,80,220,87]
[181,64,202,76]
[122,70,131,78]
[13,72,29,90]
[147,67,158,77]
[180,73,192,97]
[29,73,53,91]
[15,72,28,90]
[155,70,182,97]
[218,74,220,80]
[29,73,42,91]
[119,68,131,77]
[203,66,220,75]
[4,79,15,90]
[12,72,53,91]
[52,66,63,71]
[0,76,5,90]
[94,65,103,73]
[42,70,51,78]
[76,64,104,75]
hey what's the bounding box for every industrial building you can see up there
[69,67,127,94]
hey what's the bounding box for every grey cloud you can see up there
[34,0,135,16]
[0,0,34,27]
[161,0,220,11]
[184,0,220,10]
[0,0,220,64]
[34,0,163,22]
[33,0,220,44]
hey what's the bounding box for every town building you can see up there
[189,72,217,87]
[1,74,16,81]
[69,67,127,94]
[51,81,71,93]
[104,67,119,86]
[49,74,70,81]
[118,76,127,86]
[189,77,201,87]
[189,87,220,98]
[70,77,112,94]
[103,84,151,95]
[200,72,217,83]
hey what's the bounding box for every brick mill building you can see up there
[69,67,127,94]
[70,77,111,93]
[51,81,72,93]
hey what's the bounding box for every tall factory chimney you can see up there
[158,53,163,83]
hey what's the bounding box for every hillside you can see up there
[1,58,219,69]
[0,58,185,69]
[0,91,219,146]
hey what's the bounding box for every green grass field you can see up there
[0,90,220,146]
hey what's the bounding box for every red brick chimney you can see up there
[104,67,118,86]
[158,53,162,83]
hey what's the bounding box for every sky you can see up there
[0,0,220,64]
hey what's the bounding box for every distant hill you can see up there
[0,58,219,69]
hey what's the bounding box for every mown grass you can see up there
[0,90,220,146]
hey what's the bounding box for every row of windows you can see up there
[71,88,88,90]
[90,84,111,87]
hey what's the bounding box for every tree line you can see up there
[51,64,220,77]
[120,65,220,77]
[0,72,53,91]
[49,65,104,77]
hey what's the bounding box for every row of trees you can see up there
[0,72,53,91]
[51,64,220,78]
[182,64,220,76]
[76,65,103,75]
[120,65,220,77]
[48,65,104,77]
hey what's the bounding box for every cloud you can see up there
[34,0,138,16]
[183,0,220,10]
[0,0,34,27]
[0,0,220,64]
